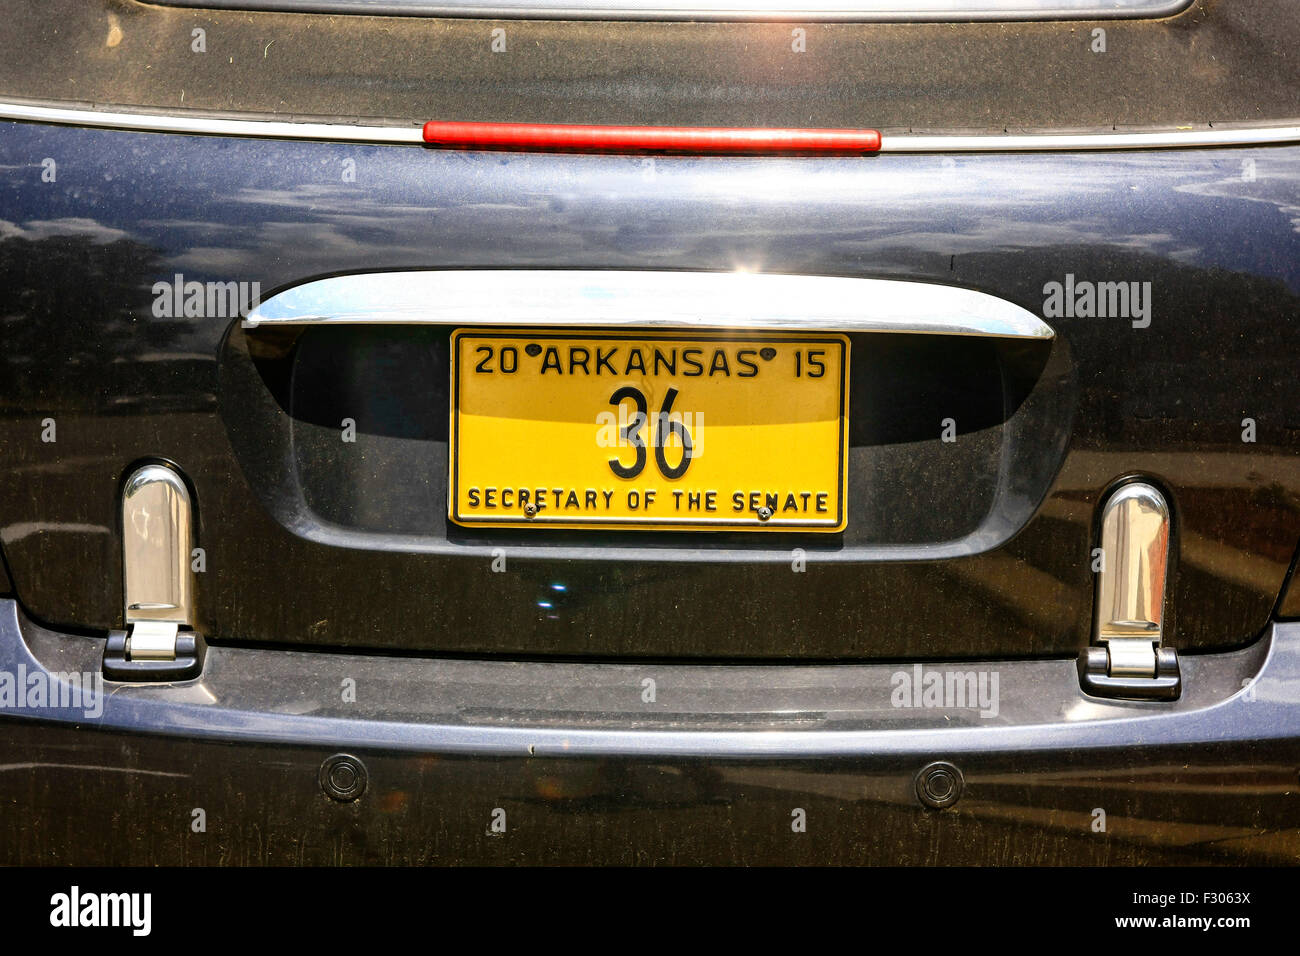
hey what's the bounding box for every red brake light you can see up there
[421,121,881,155]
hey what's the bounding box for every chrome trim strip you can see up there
[2,101,1298,152]
[0,102,424,144]
[144,0,1195,22]
[884,127,1300,152]
[242,270,1055,340]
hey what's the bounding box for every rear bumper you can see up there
[2,598,1297,864]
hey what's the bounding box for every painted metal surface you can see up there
[1,122,1297,660]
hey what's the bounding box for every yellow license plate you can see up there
[449,328,849,532]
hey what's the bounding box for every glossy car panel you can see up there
[0,122,1297,660]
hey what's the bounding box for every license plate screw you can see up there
[524,503,538,518]
[757,506,773,521]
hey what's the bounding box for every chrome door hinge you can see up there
[1079,481,1181,701]
[103,463,206,682]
